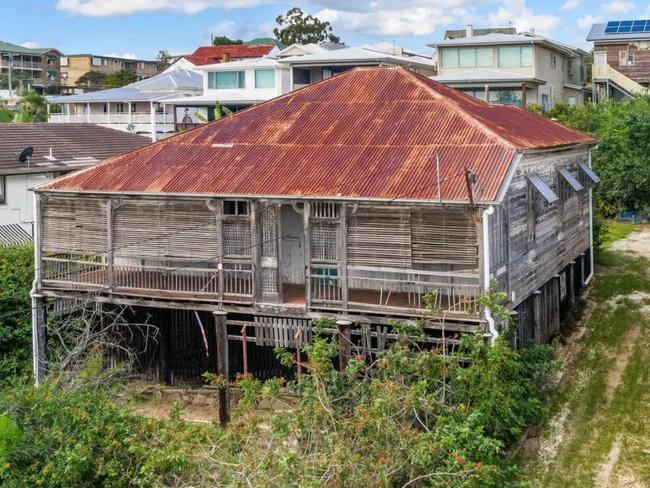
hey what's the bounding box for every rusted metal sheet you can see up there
[39,67,596,203]
[185,45,276,65]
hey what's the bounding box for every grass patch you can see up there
[519,246,650,487]
[600,221,638,249]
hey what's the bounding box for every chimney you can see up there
[465,24,474,37]
[221,53,231,63]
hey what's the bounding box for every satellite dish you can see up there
[19,146,34,163]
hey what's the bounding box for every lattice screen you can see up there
[310,221,339,262]
[223,219,252,257]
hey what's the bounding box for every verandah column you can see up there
[213,310,229,426]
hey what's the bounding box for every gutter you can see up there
[482,205,499,345]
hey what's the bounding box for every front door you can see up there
[280,205,305,285]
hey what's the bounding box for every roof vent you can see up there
[44,147,58,161]
[465,24,474,37]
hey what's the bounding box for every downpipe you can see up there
[481,205,499,345]
[584,148,595,285]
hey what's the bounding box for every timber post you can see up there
[107,199,115,290]
[303,202,311,309]
[568,262,575,306]
[33,295,48,386]
[340,204,348,311]
[336,319,352,371]
[213,310,230,426]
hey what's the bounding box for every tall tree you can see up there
[212,36,243,46]
[273,7,341,45]
[103,69,138,88]
[156,49,172,71]
[77,71,108,88]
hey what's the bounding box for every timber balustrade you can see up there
[42,253,479,316]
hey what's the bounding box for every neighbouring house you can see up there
[431,26,589,108]
[444,26,517,39]
[60,54,159,91]
[0,41,62,94]
[164,57,290,130]
[587,19,650,100]
[31,66,598,387]
[0,124,149,245]
[46,66,202,140]
[164,42,435,130]
[276,42,436,89]
[177,43,281,68]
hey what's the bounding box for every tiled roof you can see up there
[39,67,595,203]
[0,124,150,175]
[184,44,276,66]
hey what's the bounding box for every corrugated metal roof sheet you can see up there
[40,66,596,203]
[0,224,32,246]
[528,173,559,203]
[185,44,276,66]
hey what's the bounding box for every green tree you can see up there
[273,7,341,45]
[103,69,137,88]
[0,245,33,386]
[156,49,172,71]
[76,70,108,88]
[212,36,243,46]
[14,92,48,122]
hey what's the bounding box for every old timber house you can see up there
[31,66,598,386]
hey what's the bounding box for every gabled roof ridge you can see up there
[400,68,518,149]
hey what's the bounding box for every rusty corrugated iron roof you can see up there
[40,66,595,203]
[184,44,276,66]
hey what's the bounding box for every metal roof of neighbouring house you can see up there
[444,27,517,39]
[587,20,650,41]
[0,124,150,175]
[183,44,277,66]
[0,224,32,246]
[38,66,596,204]
[0,40,59,55]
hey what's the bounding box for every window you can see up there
[568,95,577,106]
[60,56,68,66]
[619,50,635,66]
[293,68,311,85]
[442,47,494,68]
[550,53,557,69]
[441,48,459,68]
[498,45,533,67]
[208,71,245,89]
[224,200,249,216]
[0,176,5,205]
[526,173,559,244]
[489,89,523,106]
[541,94,551,111]
[255,69,275,88]
[92,57,102,66]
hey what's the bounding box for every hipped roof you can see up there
[39,67,595,203]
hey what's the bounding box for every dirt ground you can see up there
[520,225,650,488]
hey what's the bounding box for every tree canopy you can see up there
[212,36,243,46]
[14,92,48,123]
[156,49,172,71]
[102,69,138,88]
[273,7,341,45]
[76,71,108,88]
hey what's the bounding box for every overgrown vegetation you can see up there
[530,97,650,219]
[0,245,33,387]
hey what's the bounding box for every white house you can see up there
[0,124,149,244]
[46,66,202,140]
[164,57,291,129]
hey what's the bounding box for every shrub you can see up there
[0,245,34,387]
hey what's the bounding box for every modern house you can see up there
[0,124,149,245]
[587,19,650,100]
[444,27,516,39]
[164,42,435,129]
[31,67,598,386]
[431,26,589,108]
[46,66,202,140]
[60,54,159,90]
[0,41,62,95]
[277,42,436,89]
[165,57,290,129]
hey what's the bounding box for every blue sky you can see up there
[4,0,650,59]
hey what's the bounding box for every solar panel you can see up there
[605,19,650,34]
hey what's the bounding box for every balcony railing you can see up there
[48,112,171,124]
[42,255,480,316]
[592,64,647,96]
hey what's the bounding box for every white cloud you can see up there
[577,14,602,30]
[486,0,561,36]
[316,6,461,36]
[103,52,138,59]
[560,0,579,11]
[19,41,42,49]
[603,1,635,13]
[210,19,235,35]
[56,0,270,16]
